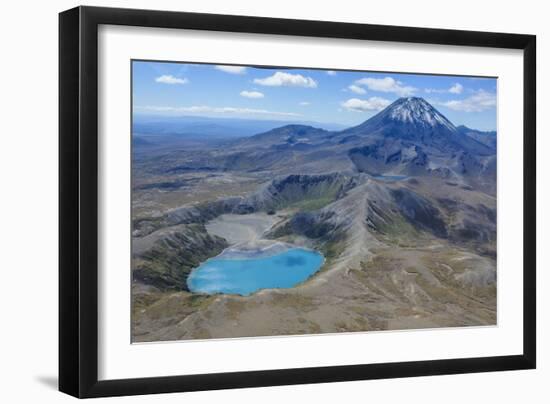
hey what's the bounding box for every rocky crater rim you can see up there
[208,240,321,261]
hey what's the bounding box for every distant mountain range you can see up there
[132,115,347,140]
[135,97,497,192]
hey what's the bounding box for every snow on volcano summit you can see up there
[386,97,456,131]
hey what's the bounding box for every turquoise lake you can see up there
[187,248,324,296]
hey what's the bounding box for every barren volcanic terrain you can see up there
[131,97,497,342]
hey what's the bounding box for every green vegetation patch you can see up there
[285,196,336,212]
[373,212,422,247]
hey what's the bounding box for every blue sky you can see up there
[132,60,497,131]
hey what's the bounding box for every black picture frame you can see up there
[59,5,536,398]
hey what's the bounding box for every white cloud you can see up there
[441,90,496,112]
[354,77,416,96]
[341,97,391,112]
[449,83,464,94]
[215,65,247,74]
[348,84,366,95]
[154,75,188,85]
[253,71,317,88]
[425,83,464,94]
[135,105,300,117]
[240,90,264,99]
[299,101,310,106]
[326,70,337,76]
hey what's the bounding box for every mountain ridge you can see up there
[136,97,497,190]
[456,125,497,150]
[336,97,493,156]
[235,97,493,154]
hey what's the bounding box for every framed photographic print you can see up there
[59,6,536,398]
